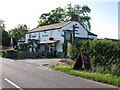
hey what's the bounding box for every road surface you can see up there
[0,57,118,89]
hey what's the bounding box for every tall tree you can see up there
[9,24,27,40]
[38,4,91,31]
[2,31,10,47]
[9,24,28,46]
[38,7,65,26]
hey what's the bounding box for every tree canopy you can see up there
[2,30,10,47]
[9,24,27,41]
[38,4,91,31]
[9,24,28,47]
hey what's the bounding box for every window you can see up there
[44,31,46,33]
[42,35,48,37]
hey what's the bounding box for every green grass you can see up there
[0,53,2,57]
[55,66,120,87]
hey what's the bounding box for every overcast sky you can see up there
[0,0,119,39]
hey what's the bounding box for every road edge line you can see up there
[4,78,22,89]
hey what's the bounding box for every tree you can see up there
[9,24,27,40]
[2,31,10,47]
[38,4,91,31]
[38,7,65,26]
[0,20,10,47]
[9,24,28,47]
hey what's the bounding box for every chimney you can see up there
[71,14,79,22]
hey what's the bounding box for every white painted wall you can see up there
[50,29,64,52]
[25,34,29,42]
[62,21,88,38]
[24,21,97,53]
[39,31,50,41]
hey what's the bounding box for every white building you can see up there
[19,15,97,57]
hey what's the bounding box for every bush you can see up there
[17,51,42,58]
[2,49,18,58]
[67,40,120,76]
[2,49,42,58]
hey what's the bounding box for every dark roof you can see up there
[88,32,98,36]
[29,21,72,33]
[28,21,98,37]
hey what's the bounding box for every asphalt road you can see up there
[0,57,118,89]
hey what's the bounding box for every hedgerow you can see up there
[67,40,120,76]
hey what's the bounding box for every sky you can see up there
[0,0,119,39]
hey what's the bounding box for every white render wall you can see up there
[51,29,64,52]
[24,21,97,52]
[62,21,88,38]
[25,29,64,52]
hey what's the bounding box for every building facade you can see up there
[20,21,97,54]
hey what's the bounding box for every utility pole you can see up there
[72,25,79,43]
[72,25,75,43]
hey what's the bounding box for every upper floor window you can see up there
[42,35,48,37]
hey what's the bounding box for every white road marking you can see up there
[26,64,31,67]
[38,65,51,71]
[43,67,51,71]
[4,78,23,90]
[9,60,14,62]
[38,67,46,70]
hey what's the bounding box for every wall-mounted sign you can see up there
[73,52,91,71]
[64,32,72,42]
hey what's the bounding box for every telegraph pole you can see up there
[72,25,75,43]
[72,25,79,43]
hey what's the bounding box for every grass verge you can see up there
[0,53,2,57]
[55,66,120,87]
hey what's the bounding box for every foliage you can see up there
[62,42,68,55]
[9,24,27,40]
[67,40,120,76]
[9,24,28,47]
[2,31,10,47]
[0,52,2,57]
[17,51,42,58]
[2,49,18,58]
[89,65,120,76]
[55,66,120,86]
[38,4,91,31]
[2,50,42,58]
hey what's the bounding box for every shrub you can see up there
[17,51,42,58]
[62,42,68,56]
[2,49,18,58]
[67,40,120,76]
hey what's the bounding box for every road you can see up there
[0,57,118,89]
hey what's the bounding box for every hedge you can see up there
[2,49,18,58]
[67,40,120,76]
[2,49,42,58]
